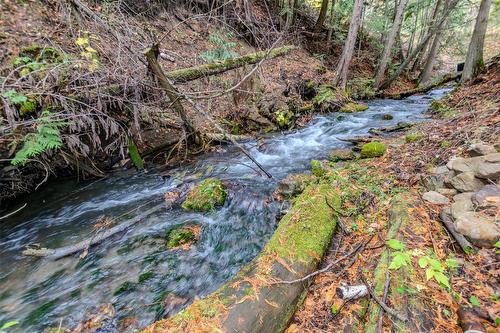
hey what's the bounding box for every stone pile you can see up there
[422,142,500,248]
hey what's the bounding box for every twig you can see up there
[361,274,408,323]
[376,269,391,333]
[0,203,27,220]
[439,209,475,253]
[271,237,371,285]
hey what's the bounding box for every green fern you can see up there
[11,111,68,166]
[200,33,238,63]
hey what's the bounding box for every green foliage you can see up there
[0,321,18,333]
[311,159,326,177]
[11,110,68,166]
[2,89,27,105]
[75,35,99,71]
[386,239,405,250]
[200,32,239,63]
[418,255,450,289]
[128,137,144,169]
[494,240,500,254]
[330,304,338,315]
[360,142,386,158]
[386,239,412,270]
[312,85,339,106]
[469,295,480,307]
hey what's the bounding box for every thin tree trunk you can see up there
[373,0,410,89]
[412,0,442,72]
[144,44,200,144]
[379,0,459,90]
[327,0,337,47]
[333,0,364,90]
[419,2,449,85]
[314,0,330,32]
[461,0,492,82]
[407,0,420,55]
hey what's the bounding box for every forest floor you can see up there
[286,57,499,333]
[0,0,418,208]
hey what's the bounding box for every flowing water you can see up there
[0,88,450,332]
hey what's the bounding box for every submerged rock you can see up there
[166,225,201,249]
[450,172,484,192]
[422,191,450,204]
[360,141,386,158]
[181,178,227,212]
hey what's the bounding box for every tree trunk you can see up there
[411,0,442,72]
[333,0,363,90]
[373,0,410,89]
[379,0,458,90]
[461,0,492,82]
[419,13,448,84]
[165,45,295,83]
[144,44,200,144]
[314,0,330,33]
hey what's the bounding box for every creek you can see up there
[0,88,450,332]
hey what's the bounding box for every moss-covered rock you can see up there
[339,102,369,113]
[166,226,196,249]
[346,78,375,100]
[275,173,314,199]
[360,142,386,158]
[181,178,227,212]
[311,159,326,177]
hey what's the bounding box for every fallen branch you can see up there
[23,201,166,260]
[439,209,475,253]
[204,132,251,143]
[378,73,460,99]
[361,274,408,323]
[165,45,295,83]
[0,203,27,220]
[336,284,368,300]
[368,122,413,136]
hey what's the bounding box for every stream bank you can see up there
[0,88,450,332]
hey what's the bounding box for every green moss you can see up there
[181,178,227,212]
[346,78,375,100]
[440,140,451,148]
[360,142,386,158]
[25,298,58,325]
[405,133,423,143]
[113,281,136,296]
[128,137,144,169]
[166,227,196,249]
[430,100,458,119]
[339,102,369,113]
[138,272,154,283]
[311,159,326,177]
[263,183,340,262]
[312,85,341,112]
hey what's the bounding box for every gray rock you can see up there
[421,169,455,191]
[276,174,310,199]
[447,153,500,180]
[422,191,450,204]
[454,212,500,248]
[430,165,450,175]
[450,172,484,192]
[328,148,355,162]
[451,192,474,220]
[437,188,458,196]
[472,184,500,208]
[468,143,497,157]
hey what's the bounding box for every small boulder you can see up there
[451,192,474,220]
[360,141,386,159]
[276,174,312,199]
[181,178,227,212]
[450,172,484,192]
[454,212,500,248]
[328,148,355,162]
[472,184,500,208]
[166,225,201,249]
[422,168,455,191]
[447,153,500,180]
[339,102,369,113]
[422,191,450,204]
[467,143,497,157]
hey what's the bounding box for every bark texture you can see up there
[461,0,492,82]
[373,0,410,89]
[333,0,363,90]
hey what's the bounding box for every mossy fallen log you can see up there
[145,183,340,333]
[165,45,295,83]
